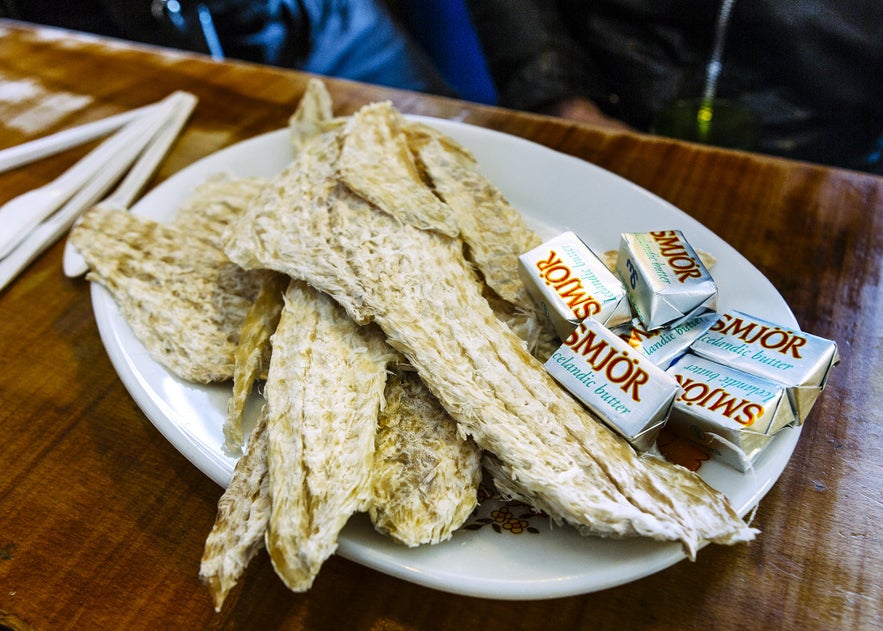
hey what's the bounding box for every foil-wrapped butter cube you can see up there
[666,353,795,472]
[616,230,717,330]
[690,310,839,423]
[545,318,680,451]
[518,231,631,340]
[612,312,719,370]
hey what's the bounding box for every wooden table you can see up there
[1,21,880,631]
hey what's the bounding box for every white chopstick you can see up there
[0,92,195,292]
[0,103,156,175]
[62,92,198,277]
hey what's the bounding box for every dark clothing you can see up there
[467,0,883,173]
[9,0,450,95]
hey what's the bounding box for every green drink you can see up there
[651,98,760,150]
[651,1,759,151]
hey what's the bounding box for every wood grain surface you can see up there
[0,21,880,631]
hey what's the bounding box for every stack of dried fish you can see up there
[71,79,756,612]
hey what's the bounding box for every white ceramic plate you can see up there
[91,117,800,600]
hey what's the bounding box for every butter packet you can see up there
[612,312,719,370]
[546,318,680,451]
[519,231,631,340]
[690,310,839,423]
[666,353,795,472]
[616,230,717,330]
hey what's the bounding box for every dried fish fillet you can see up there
[371,369,482,547]
[413,134,559,359]
[263,280,393,592]
[71,205,268,382]
[340,102,459,237]
[483,289,560,362]
[415,135,543,310]
[404,120,475,164]
[225,130,376,324]
[224,272,288,454]
[173,175,269,249]
[200,406,271,612]
[225,117,756,558]
[289,77,335,150]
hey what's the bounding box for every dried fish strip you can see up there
[415,135,543,311]
[480,291,559,362]
[413,133,559,359]
[71,205,268,383]
[263,280,393,592]
[371,369,482,547]
[173,175,270,249]
[200,406,271,612]
[289,77,335,150]
[224,272,288,454]
[224,130,376,325]
[340,102,459,237]
[293,92,485,545]
[225,115,756,558]
[403,119,475,164]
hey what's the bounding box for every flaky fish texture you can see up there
[340,102,459,237]
[224,129,375,324]
[482,289,561,362]
[289,77,335,150]
[173,174,270,249]
[224,108,757,558]
[71,205,268,382]
[200,406,271,612]
[263,280,394,592]
[411,130,559,359]
[224,272,289,454]
[414,133,542,311]
[370,369,482,547]
[172,173,287,450]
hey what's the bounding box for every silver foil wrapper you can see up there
[546,318,680,451]
[519,231,631,340]
[612,312,719,370]
[666,353,795,472]
[616,230,717,330]
[690,310,839,423]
